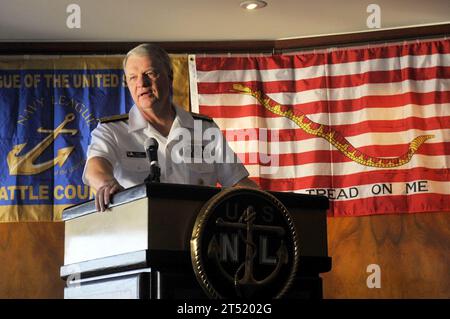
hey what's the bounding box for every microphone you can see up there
[144,137,161,183]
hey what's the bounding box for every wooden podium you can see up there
[60,183,331,299]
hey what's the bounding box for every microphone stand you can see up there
[145,163,160,183]
[144,137,161,183]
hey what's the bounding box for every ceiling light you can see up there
[240,1,267,10]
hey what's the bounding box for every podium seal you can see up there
[191,187,299,298]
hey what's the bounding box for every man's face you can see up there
[124,54,171,114]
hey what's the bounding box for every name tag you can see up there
[126,151,146,158]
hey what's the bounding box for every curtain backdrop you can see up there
[1,39,448,220]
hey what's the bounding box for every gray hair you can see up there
[123,43,173,81]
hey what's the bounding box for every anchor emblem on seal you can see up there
[208,206,289,298]
[7,113,78,175]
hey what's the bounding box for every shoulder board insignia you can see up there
[99,114,129,124]
[191,112,213,122]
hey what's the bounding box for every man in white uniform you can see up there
[83,44,258,211]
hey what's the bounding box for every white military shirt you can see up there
[83,105,249,189]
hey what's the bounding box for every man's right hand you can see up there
[95,179,124,212]
[84,157,125,212]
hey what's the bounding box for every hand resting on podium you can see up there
[84,156,124,212]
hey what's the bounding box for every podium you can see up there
[60,183,331,299]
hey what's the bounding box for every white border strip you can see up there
[188,54,199,113]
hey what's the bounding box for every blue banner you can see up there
[0,57,133,221]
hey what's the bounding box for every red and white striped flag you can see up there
[189,39,450,216]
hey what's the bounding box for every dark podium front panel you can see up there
[61,183,331,299]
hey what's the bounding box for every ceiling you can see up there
[0,0,449,42]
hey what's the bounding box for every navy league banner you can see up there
[0,55,189,222]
